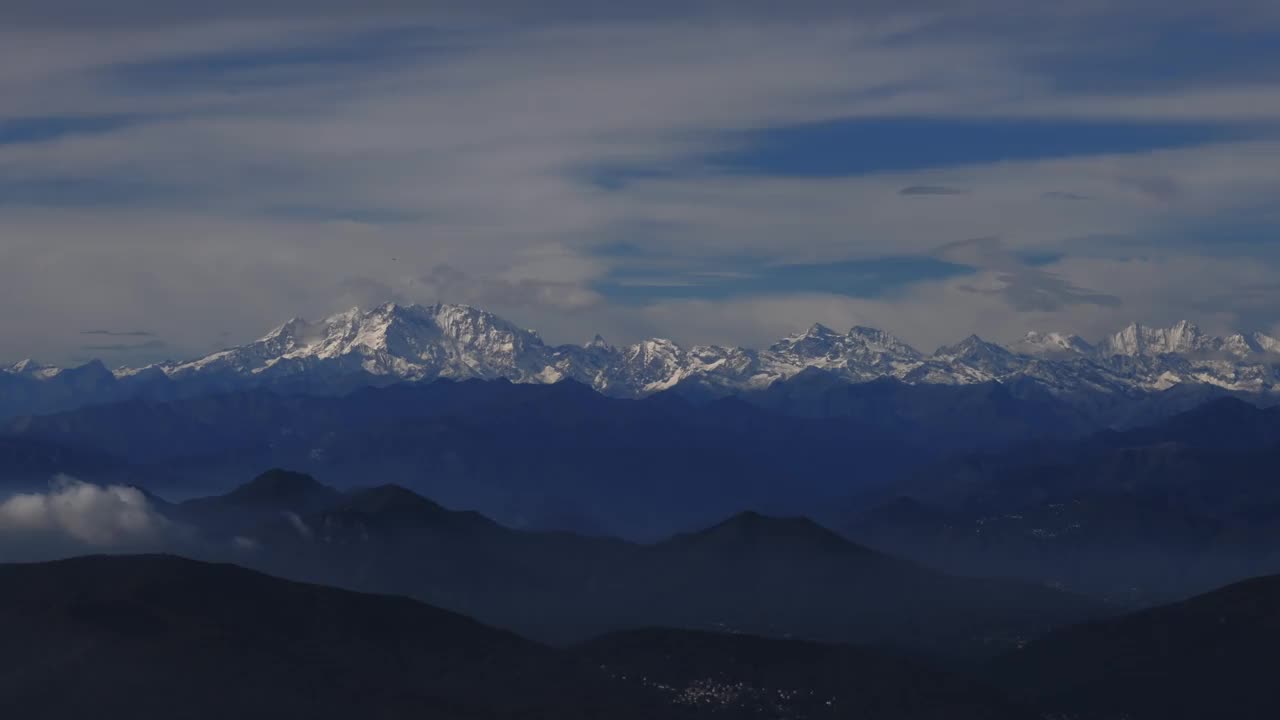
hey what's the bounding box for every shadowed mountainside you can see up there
[0,554,1040,720]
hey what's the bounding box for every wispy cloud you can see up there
[937,236,1121,312]
[900,185,969,196]
[80,339,167,353]
[80,329,156,337]
[1041,191,1090,201]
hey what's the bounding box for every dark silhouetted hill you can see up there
[989,574,1280,719]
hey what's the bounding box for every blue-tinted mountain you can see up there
[3,380,922,538]
[181,475,1098,659]
[172,468,342,536]
[844,397,1280,603]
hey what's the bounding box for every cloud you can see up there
[0,7,1279,361]
[936,236,1121,312]
[0,476,174,559]
[612,252,1279,353]
[595,256,973,304]
[900,185,969,196]
[416,263,603,312]
[1117,175,1183,203]
[80,339,168,352]
[80,329,156,337]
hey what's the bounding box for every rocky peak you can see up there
[1099,321,1212,357]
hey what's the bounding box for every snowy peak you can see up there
[1222,331,1280,359]
[934,334,1012,360]
[1252,332,1280,355]
[1094,321,1280,362]
[770,324,920,363]
[770,324,841,355]
[1098,321,1213,357]
[4,359,62,378]
[932,335,1027,378]
[1017,331,1094,358]
[846,326,922,359]
[160,303,558,383]
[23,305,1280,404]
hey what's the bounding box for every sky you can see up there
[3,1,1280,367]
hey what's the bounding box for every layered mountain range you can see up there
[6,304,1280,420]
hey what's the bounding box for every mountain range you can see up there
[845,397,1280,603]
[7,303,1280,419]
[7,371,1280,546]
[163,470,1098,658]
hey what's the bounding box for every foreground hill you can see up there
[577,628,1032,719]
[989,574,1280,719]
[0,555,664,720]
[0,554,1035,720]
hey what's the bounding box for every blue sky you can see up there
[2,2,1280,365]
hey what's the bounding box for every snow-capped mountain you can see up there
[160,304,567,386]
[141,307,1280,396]
[1016,331,1095,358]
[1092,321,1280,362]
[8,306,1280,411]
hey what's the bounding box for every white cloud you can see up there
[0,476,174,558]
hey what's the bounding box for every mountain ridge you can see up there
[8,305,1280,420]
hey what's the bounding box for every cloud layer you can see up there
[1,3,1279,363]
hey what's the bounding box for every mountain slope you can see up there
[844,397,1280,602]
[989,574,1280,719]
[0,555,1041,720]
[578,628,1033,720]
[173,468,343,536]
[0,554,676,720]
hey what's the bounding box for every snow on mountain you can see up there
[161,303,565,385]
[1219,331,1280,360]
[1017,331,1095,358]
[932,335,1028,379]
[1097,321,1218,357]
[766,324,925,381]
[12,307,1280,401]
[3,359,64,380]
[113,309,1280,396]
